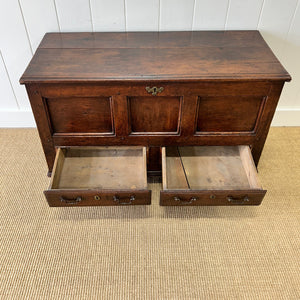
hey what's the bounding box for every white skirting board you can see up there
[0,110,35,127]
[271,108,300,126]
[0,108,299,128]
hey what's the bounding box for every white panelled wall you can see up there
[0,0,299,127]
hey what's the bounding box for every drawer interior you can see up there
[162,146,262,191]
[50,146,147,190]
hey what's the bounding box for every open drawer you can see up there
[44,146,151,206]
[160,146,266,206]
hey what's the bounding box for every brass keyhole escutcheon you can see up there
[94,195,101,201]
[145,86,164,96]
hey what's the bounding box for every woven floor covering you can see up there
[0,128,299,300]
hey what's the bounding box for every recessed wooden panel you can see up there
[46,97,113,133]
[196,96,265,133]
[128,96,181,134]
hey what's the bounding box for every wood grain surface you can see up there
[51,147,147,189]
[20,31,291,83]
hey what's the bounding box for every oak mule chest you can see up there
[20,31,290,207]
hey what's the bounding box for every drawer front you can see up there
[160,190,266,206]
[45,190,151,207]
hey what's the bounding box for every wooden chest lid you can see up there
[20,31,291,84]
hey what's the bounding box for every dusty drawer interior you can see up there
[161,146,266,205]
[44,146,151,206]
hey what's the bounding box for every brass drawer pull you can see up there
[113,195,135,205]
[174,196,197,204]
[60,196,82,204]
[227,196,249,204]
[145,86,164,96]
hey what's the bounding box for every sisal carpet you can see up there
[0,128,299,299]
